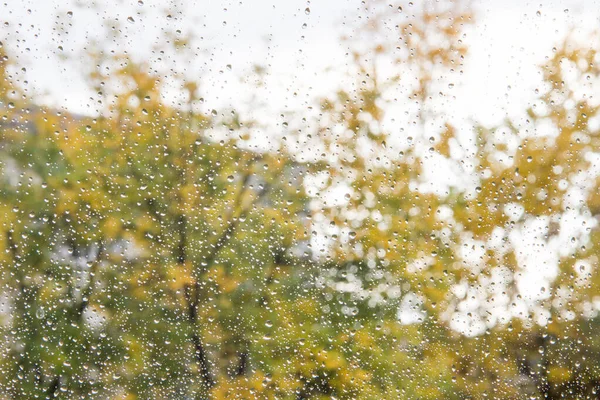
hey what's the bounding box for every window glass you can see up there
[1,1,599,398]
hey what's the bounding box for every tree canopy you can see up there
[2,2,600,399]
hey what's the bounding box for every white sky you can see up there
[1,0,599,124]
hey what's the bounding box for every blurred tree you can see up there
[2,1,600,400]
[302,2,600,399]
[0,48,317,398]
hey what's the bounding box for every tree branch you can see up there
[235,348,249,377]
[75,242,104,321]
[181,162,269,393]
[192,332,215,389]
[45,375,60,399]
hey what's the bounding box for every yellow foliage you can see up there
[102,216,123,238]
[114,393,137,400]
[354,329,375,349]
[38,282,66,303]
[167,263,193,291]
[209,265,240,293]
[548,366,572,384]
[294,299,319,318]
[316,350,345,370]
[56,189,79,214]
[135,214,158,233]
